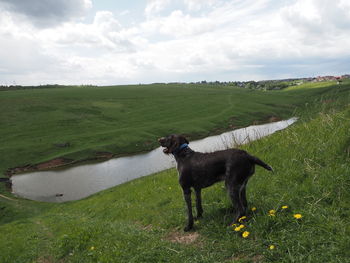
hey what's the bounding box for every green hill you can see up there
[0,81,349,262]
[1,81,348,175]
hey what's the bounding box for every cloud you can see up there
[280,0,350,57]
[0,0,92,27]
[183,0,220,11]
[282,0,350,37]
[0,0,349,85]
[141,10,215,38]
[145,0,171,17]
[37,11,143,53]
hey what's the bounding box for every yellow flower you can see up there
[234,226,241,232]
[242,231,250,238]
[233,224,245,232]
[282,205,288,209]
[251,207,257,211]
[293,213,302,219]
[269,245,275,250]
[268,209,276,216]
[238,216,247,222]
[90,246,95,251]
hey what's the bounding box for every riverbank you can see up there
[10,118,297,202]
[0,90,349,262]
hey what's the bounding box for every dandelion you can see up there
[90,246,95,251]
[238,216,247,222]
[234,224,245,232]
[269,245,275,250]
[282,205,288,209]
[242,231,250,238]
[268,209,276,216]
[293,213,302,219]
[234,226,241,232]
[251,207,257,211]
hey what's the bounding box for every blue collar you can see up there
[173,143,188,155]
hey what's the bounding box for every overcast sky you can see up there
[0,0,349,85]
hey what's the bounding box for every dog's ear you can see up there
[184,137,189,144]
[180,134,189,144]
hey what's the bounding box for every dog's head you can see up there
[158,134,189,154]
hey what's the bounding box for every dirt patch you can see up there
[36,158,72,170]
[6,151,115,177]
[165,230,201,245]
[268,116,282,122]
[95,152,114,158]
[6,158,74,176]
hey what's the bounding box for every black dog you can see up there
[158,134,273,231]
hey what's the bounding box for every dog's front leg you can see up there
[183,188,194,231]
[195,188,203,219]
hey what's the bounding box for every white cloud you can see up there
[0,0,349,85]
[183,0,220,11]
[281,0,350,36]
[141,10,215,38]
[145,0,171,17]
[280,0,350,56]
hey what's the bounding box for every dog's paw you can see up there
[184,225,193,232]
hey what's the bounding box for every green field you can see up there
[1,81,349,175]
[0,81,349,262]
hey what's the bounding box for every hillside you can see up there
[0,82,349,262]
[1,81,349,176]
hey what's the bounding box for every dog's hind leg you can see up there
[182,188,194,231]
[194,188,203,219]
[227,182,245,222]
[239,166,255,216]
[239,179,248,215]
[226,173,247,222]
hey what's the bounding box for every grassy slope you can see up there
[1,82,346,175]
[0,84,349,262]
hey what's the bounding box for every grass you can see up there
[0,82,349,262]
[1,81,348,175]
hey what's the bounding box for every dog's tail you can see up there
[250,155,274,172]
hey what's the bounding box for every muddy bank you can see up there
[5,154,114,177]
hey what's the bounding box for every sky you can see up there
[0,0,349,86]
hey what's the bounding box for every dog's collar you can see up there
[172,143,188,155]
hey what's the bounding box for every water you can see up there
[11,118,297,202]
